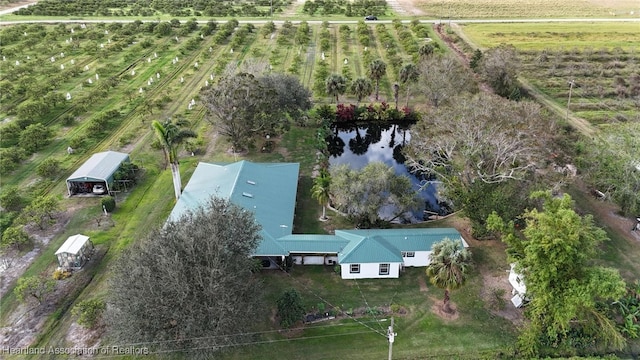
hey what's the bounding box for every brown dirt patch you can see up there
[66,321,104,352]
[430,298,459,321]
[394,0,426,16]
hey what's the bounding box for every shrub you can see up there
[14,275,55,304]
[53,268,72,280]
[36,158,63,179]
[277,289,305,328]
[1,226,32,251]
[72,299,106,328]
[0,186,26,212]
[101,196,116,213]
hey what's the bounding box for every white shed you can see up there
[55,234,94,270]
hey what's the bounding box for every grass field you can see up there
[459,22,640,50]
[415,0,640,19]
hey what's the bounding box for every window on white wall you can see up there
[402,251,415,257]
[379,263,390,275]
[350,264,360,273]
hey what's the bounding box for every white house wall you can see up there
[402,251,431,267]
[292,255,339,265]
[340,263,401,279]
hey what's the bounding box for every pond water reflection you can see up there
[326,123,446,223]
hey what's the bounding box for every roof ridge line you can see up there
[229,160,247,197]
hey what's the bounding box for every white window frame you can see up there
[350,264,360,273]
[402,251,415,258]
[379,263,390,275]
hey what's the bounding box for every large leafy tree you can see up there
[203,72,276,152]
[487,192,627,357]
[107,197,263,353]
[152,118,196,200]
[203,71,311,151]
[329,162,421,227]
[426,238,471,314]
[350,77,373,105]
[311,169,331,220]
[368,59,387,101]
[259,73,313,120]
[325,74,347,103]
[405,94,552,235]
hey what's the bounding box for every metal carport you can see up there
[66,151,130,196]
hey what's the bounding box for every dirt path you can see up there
[391,0,426,16]
[282,0,305,17]
[0,0,36,15]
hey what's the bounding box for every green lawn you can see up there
[220,267,516,359]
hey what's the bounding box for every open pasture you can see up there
[415,0,639,19]
[460,22,640,50]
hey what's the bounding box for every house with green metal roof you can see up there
[168,161,299,267]
[66,151,130,196]
[171,160,468,279]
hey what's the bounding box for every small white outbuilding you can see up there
[55,234,94,270]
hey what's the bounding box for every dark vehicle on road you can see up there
[364,15,377,20]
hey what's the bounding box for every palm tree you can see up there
[311,169,331,220]
[325,74,347,103]
[152,119,196,200]
[426,238,472,314]
[399,63,419,107]
[350,77,373,105]
[368,59,387,101]
[393,83,400,109]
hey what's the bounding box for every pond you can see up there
[326,122,448,223]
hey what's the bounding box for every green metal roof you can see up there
[66,151,129,183]
[338,235,403,264]
[336,228,463,252]
[167,161,466,264]
[277,235,349,253]
[255,232,287,256]
[168,161,299,256]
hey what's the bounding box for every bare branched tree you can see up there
[406,94,552,187]
[417,54,477,108]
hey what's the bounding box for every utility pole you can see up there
[387,317,396,360]
[566,80,575,122]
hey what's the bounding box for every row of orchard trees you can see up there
[15,0,292,17]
